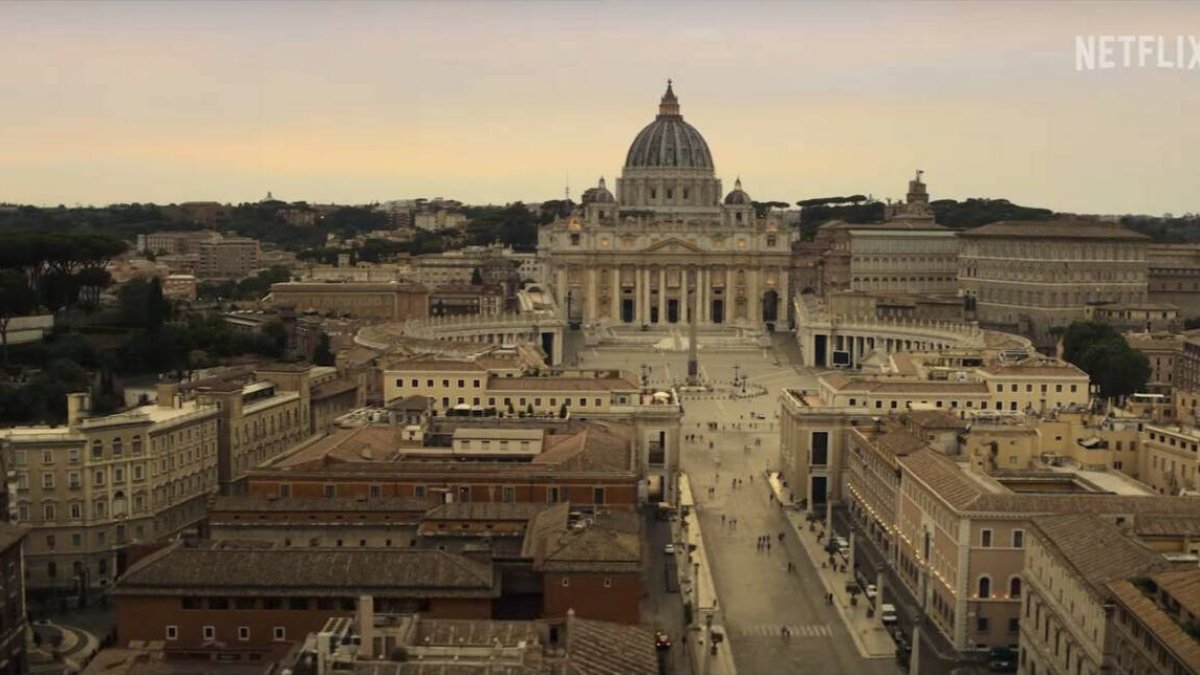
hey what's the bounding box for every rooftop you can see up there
[523,503,642,574]
[1030,514,1169,596]
[959,219,1149,240]
[116,543,497,598]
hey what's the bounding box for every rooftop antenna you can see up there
[565,171,571,202]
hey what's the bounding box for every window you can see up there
[370,485,382,499]
[42,473,54,489]
[47,561,56,578]
[1012,530,1025,548]
[279,484,291,498]
[132,436,143,455]
[91,440,103,459]
[94,469,105,487]
[133,465,144,481]
[1009,618,1020,633]
[593,487,605,504]
[811,432,830,466]
[604,578,613,588]
[548,487,560,503]
[166,626,178,641]
[235,598,256,610]
[414,485,426,499]
[1010,577,1022,599]
[42,449,54,464]
[69,503,82,520]
[981,529,993,547]
[112,438,123,456]
[561,577,570,587]
[46,534,55,550]
[263,598,283,610]
[274,626,286,641]
[238,626,250,641]
[68,448,80,464]
[502,486,515,503]
[16,473,27,490]
[977,617,990,633]
[43,503,56,521]
[323,484,336,498]
[68,472,81,488]
[978,576,992,598]
[203,626,215,641]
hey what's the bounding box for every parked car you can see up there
[988,647,1018,672]
[751,412,767,420]
[879,603,898,626]
[865,584,878,601]
[663,543,676,555]
[655,631,672,650]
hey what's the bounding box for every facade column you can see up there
[555,267,568,315]
[640,267,650,325]
[586,268,598,324]
[748,267,760,325]
[698,268,708,324]
[662,265,672,324]
[779,267,790,326]
[610,267,620,323]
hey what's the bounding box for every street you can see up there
[576,334,900,675]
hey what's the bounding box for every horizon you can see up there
[3,1,1199,215]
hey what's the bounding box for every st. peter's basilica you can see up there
[538,82,796,334]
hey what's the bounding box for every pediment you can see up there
[642,238,703,254]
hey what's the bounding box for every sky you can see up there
[2,0,1199,215]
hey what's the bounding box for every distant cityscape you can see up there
[1,81,1200,675]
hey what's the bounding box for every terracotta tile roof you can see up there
[1030,514,1168,595]
[524,506,642,574]
[902,410,969,431]
[423,502,549,522]
[959,219,1148,240]
[901,448,1200,517]
[486,376,639,392]
[211,495,431,513]
[115,544,497,598]
[1108,575,1200,673]
[1134,515,1200,538]
[564,618,659,674]
[387,360,487,372]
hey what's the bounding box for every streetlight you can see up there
[733,365,741,389]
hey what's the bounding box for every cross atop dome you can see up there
[658,79,680,117]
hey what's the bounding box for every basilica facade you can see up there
[538,83,796,332]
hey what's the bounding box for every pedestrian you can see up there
[721,514,726,525]
[779,532,785,542]
[767,541,772,552]
[749,475,753,483]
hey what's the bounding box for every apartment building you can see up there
[197,236,262,280]
[1125,332,1184,394]
[194,364,312,496]
[1139,424,1200,496]
[0,526,29,675]
[779,352,1090,510]
[2,389,219,593]
[891,445,1200,652]
[1106,569,1200,675]
[2,366,319,593]
[1020,514,1171,675]
[269,281,429,321]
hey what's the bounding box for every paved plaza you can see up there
[576,335,900,675]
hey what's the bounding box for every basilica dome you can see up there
[724,178,751,205]
[624,81,714,171]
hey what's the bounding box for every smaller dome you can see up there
[581,177,615,205]
[724,177,751,205]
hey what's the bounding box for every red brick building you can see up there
[524,503,644,625]
[243,420,641,510]
[112,543,497,663]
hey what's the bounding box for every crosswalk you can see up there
[739,624,833,638]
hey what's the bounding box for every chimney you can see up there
[157,382,180,409]
[66,393,91,431]
[356,595,375,658]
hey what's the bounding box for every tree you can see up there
[558,402,568,418]
[145,277,171,331]
[0,269,35,366]
[313,331,335,366]
[1061,321,1150,399]
[470,267,483,285]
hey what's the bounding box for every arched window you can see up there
[1010,576,1022,599]
[978,576,992,599]
[112,491,127,517]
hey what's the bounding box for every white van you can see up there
[880,603,898,625]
